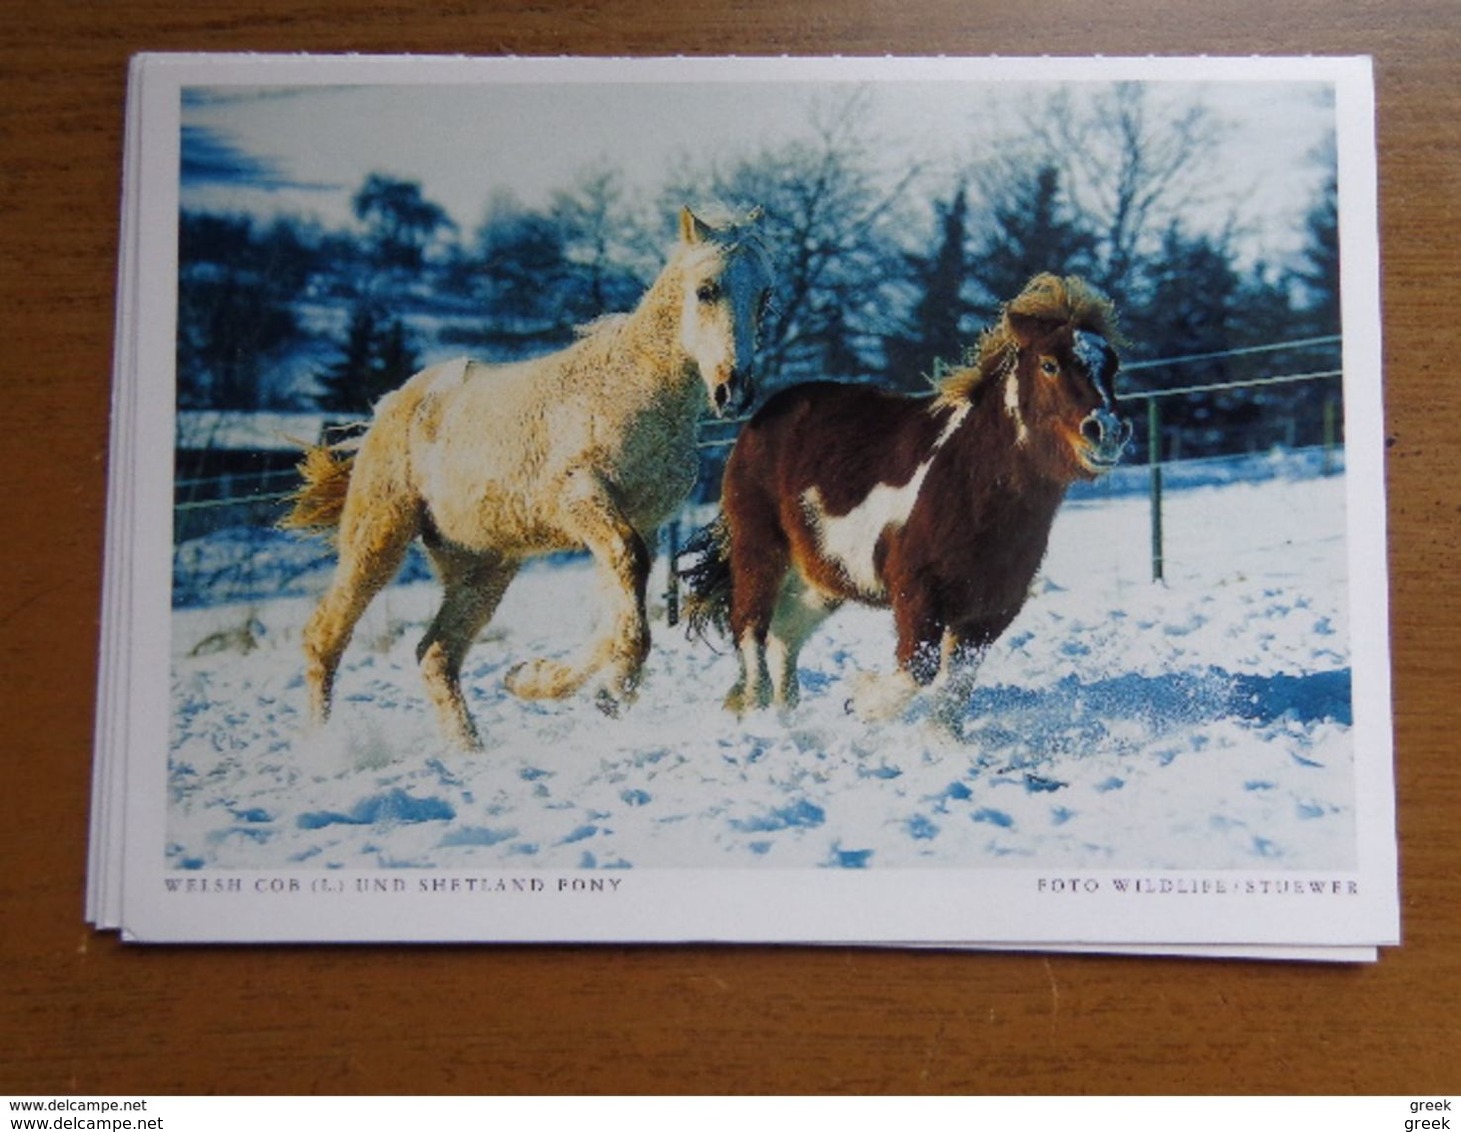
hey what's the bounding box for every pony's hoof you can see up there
[846,670,917,724]
[723,684,769,717]
[926,713,969,744]
[504,658,582,700]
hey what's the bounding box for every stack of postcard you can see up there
[89,53,1399,960]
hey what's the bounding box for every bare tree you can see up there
[549,167,658,315]
[663,87,925,387]
[1015,83,1226,298]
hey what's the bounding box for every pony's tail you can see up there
[278,442,356,537]
[676,514,733,644]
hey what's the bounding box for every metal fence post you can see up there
[1323,394,1338,475]
[665,520,681,626]
[1148,396,1165,583]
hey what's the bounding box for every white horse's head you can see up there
[676,205,773,418]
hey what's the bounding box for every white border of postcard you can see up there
[92,53,1396,956]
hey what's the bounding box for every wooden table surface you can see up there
[2,0,1458,1097]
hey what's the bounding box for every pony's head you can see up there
[947,274,1131,479]
[675,205,774,418]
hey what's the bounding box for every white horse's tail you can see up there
[279,441,356,537]
[677,514,734,643]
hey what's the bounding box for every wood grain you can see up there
[2,0,1458,1096]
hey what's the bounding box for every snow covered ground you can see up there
[167,453,1357,873]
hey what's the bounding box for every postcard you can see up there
[89,53,1397,956]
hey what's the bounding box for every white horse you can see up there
[285,206,773,750]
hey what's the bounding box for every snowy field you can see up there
[167,454,1357,873]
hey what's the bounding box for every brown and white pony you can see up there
[681,273,1129,734]
[285,206,773,750]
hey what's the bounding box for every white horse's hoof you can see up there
[593,666,642,717]
[504,657,584,700]
[594,688,626,718]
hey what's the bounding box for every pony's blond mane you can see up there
[936,273,1121,406]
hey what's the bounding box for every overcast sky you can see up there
[179,67,1338,267]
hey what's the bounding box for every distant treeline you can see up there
[177,86,1341,462]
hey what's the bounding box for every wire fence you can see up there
[171,335,1347,599]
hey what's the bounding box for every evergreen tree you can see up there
[884,184,971,390]
[1293,173,1341,337]
[314,302,419,415]
[1134,224,1241,374]
[1127,223,1274,459]
[469,198,580,358]
[375,316,418,396]
[352,173,455,273]
[1280,171,1345,450]
[971,164,1099,321]
[176,211,305,410]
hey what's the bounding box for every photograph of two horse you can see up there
[169,72,1362,877]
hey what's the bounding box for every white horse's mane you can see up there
[574,312,630,339]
